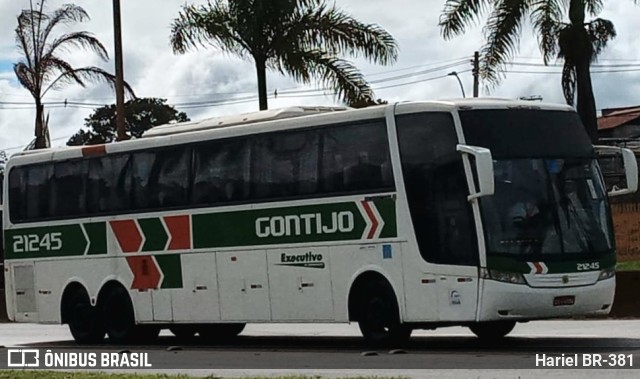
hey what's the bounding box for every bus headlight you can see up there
[598,267,615,281]
[481,268,526,284]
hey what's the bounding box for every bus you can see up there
[3,100,638,345]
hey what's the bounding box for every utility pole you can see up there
[113,0,128,141]
[472,51,479,98]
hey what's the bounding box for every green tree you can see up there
[14,0,134,149]
[439,0,637,142]
[170,0,398,110]
[67,98,190,146]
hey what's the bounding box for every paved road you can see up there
[1,321,640,378]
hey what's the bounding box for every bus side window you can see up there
[397,112,478,266]
[321,121,393,194]
[9,168,27,222]
[156,147,191,208]
[192,139,250,206]
[25,165,53,220]
[100,154,132,213]
[251,130,319,200]
[51,160,87,218]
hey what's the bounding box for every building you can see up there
[598,106,640,147]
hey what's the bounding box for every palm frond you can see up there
[285,1,398,65]
[40,4,90,52]
[276,48,374,105]
[585,0,604,16]
[44,31,109,61]
[481,0,530,85]
[587,18,616,60]
[440,0,491,39]
[41,56,84,89]
[13,62,38,98]
[530,0,562,64]
[170,2,250,58]
[42,66,136,99]
[15,11,38,67]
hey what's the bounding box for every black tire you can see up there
[102,285,158,344]
[357,280,411,346]
[170,325,198,340]
[64,288,105,344]
[198,323,246,341]
[469,321,516,340]
[134,325,161,343]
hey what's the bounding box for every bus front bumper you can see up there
[477,276,615,321]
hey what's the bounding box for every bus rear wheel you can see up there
[198,323,246,342]
[101,285,159,344]
[357,281,411,346]
[469,321,516,340]
[64,287,105,344]
[170,325,198,340]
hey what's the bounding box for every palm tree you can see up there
[14,0,134,149]
[170,0,398,110]
[439,0,637,142]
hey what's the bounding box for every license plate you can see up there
[553,295,575,306]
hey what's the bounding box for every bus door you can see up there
[395,111,480,322]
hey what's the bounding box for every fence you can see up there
[612,202,640,262]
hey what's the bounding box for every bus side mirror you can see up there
[456,144,495,201]
[595,146,639,197]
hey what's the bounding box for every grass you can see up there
[0,373,208,379]
[616,260,640,271]
[0,374,399,379]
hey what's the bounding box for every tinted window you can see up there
[25,164,53,220]
[51,160,87,217]
[9,169,26,222]
[9,120,396,223]
[252,130,320,199]
[321,121,393,193]
[156,148,192,207]
[460,109,594,159]
[95,154,132,213]
[397,112,478,266]
[131,152,157,210]
[192,139,250,205]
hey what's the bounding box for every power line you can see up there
[0,60,471,109]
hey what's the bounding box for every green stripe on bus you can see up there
[4,223,107,259]
[84,222,108,255]
[486,253,616,273]
[156,254,183,288]
[192,200,397,248]
[139,218,169,252]
[374,197,397,238]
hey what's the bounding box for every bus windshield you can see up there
[460,108,614,258]
[481,158,613,256]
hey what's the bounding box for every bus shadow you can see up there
[23,335,640,353]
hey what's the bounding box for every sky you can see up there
[1,0,640,154]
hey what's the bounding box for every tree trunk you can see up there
[34,99,47,149]
[575,59,598,143]
[569,0,598,143]
[255,58,268,111]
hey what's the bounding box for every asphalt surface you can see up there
[1,321,640,378]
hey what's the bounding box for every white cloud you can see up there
[1,0,640,153]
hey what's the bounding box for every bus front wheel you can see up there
[357,281,411,346]
[468,321,516,340]
[63,287,105,344]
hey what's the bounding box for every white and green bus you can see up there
[3,100,638,345]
